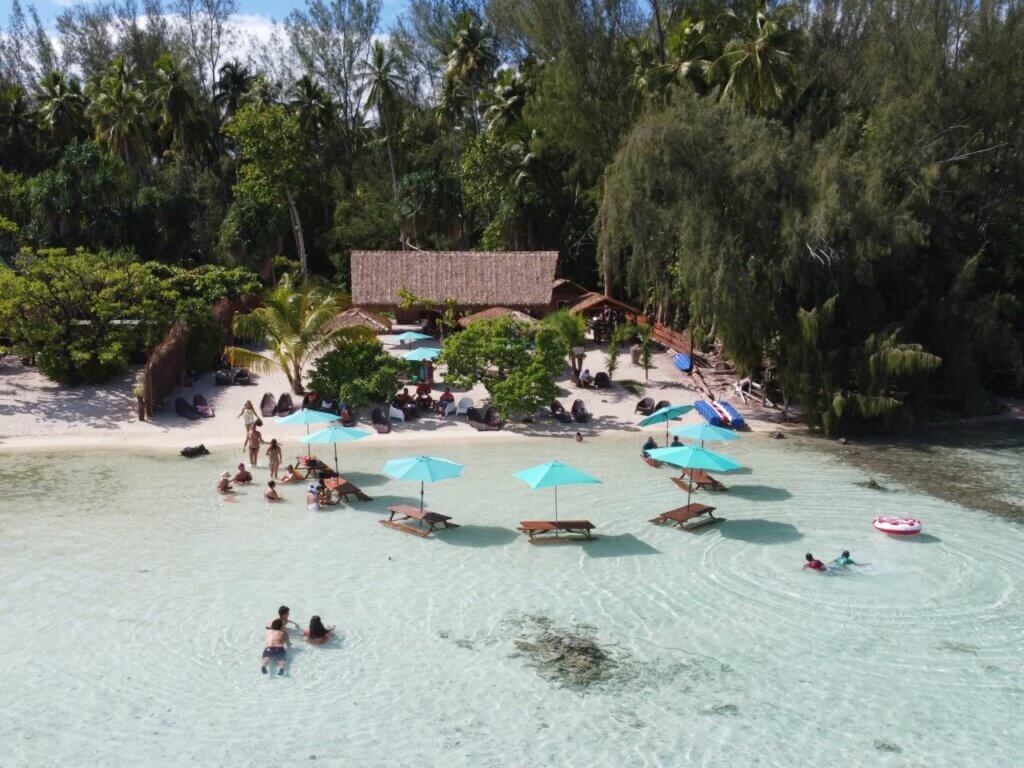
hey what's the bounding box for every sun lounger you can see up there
[550,400,572,423]
[301,392,319,410]
[379,504,458,537]
[594,371,610,388]
[675,468,728,492]
[456,397,474,416]
[234,368,252,385]
[635,397,655,415]
[517,520,596,543]
[175,396,200,420]
[259,392,276,417]
[571,399,590,423]
[654,399,671,412]
[323,476,372,502]
[192,394,214,418]
[389,405,406,422]
[276,393,294,415]
[214,369,231,386]
[468,406,502,431]
[648,503,720,530]
[371,407,391,434]
[442,400,457,416]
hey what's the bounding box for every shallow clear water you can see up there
[2,434,1022,767]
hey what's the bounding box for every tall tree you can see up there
[359,40,405,195]
[172,0,238,93]
[214,59,253,120]
[440,11,497,134]
[36,71,89,153]
[85,55,148,169]
[149,54,202,162]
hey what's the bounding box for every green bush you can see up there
[306,339,414,407]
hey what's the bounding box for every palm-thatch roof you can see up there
[457,306,538,328]
[568,292,640,315]
[351,251,558,310]
[325,307,392,334]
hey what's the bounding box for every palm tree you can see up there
[483,69,528,136]
[85,55,148,168]
[0,84,38,169]
[225,275,371,395]
[359,40,404,195]
[215,60,253,120]
[543,310,588,378]
[441,13,497,133]
[716,2,803,115]
[289,75,335,145]
[149,54,200,162]
[36,71,88,151]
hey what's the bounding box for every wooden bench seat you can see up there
[648,503,722,531]
[517,520,596,543]
[673,468,728,493]
[323,476,372,502]
[379,504,458,537]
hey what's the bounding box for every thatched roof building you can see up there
[325,307,392,334]
[457,306,537,328]
[350,251,558,315]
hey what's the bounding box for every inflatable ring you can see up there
[872,516,923,536]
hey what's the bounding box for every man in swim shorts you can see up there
[803,553,826,571]
[261,618,290,675]
[233,463,253,484]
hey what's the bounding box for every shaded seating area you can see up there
[379,504,458,538]
[674,469,728,492]
[323,476,372,502]
[468,406,502,431]
[648,503,720,531]
[295,455,336,479]
[276,393,294,415]
[571,399,590,423]
[517,520,596,543]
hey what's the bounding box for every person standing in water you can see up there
[261,619,290,675]
[266,438,283,480]
[243,427,265,467]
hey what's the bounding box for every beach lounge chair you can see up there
[214,369,231,386]
[234,368,252,385]
[301,392,319,410]
[323,476,372,502]
[175,396,201,420]
[276,393,294,415]
[571,399,590,423]
[648,503,720,531]
[371,407,391,434]
[319,397,339,414]
[673,353,693,373]
[654,399,671,412]
[443,400,458,416]
[456,397,474,416]
[484,406,502,430]
[635,397,656,415]
[674,469,728,492]
[259,392,276,417]
[517,520,596,543]
[389,405,406,422]
[339,405,356,427]
[192,394,214,418]
[379,504,458,538]
[594,371,610,389]
[550,400,572,423]
[468,406,502,431]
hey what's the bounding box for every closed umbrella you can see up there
[513,461,601,523]
[299,425,370,473]
[638,404,695,445]
[277,408,338,435]
[382,455,463,512]
[402,347,442,362]
[646,444,745,508]
[669,423,741,449]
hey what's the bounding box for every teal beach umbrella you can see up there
[383,455,464,511]
[402,347,442,362]
[513,461,601,522]
[394,331,433,344]
[638,404,695,445]
[299,425,370,473]
[669,423,741,448]
[277,408,338,435]
[646,444,745,507]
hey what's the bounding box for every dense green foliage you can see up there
[2,0,1021,429]
[441,316,568,417]
[307,338,414,407]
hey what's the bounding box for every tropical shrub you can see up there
[306,338,414,407]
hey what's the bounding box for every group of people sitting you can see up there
[803,551,863,572]
[640,435,683,456]
[262,605,336,676]
[393,385,456,416]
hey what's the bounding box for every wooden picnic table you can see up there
[379,504,458,537]
[673,469,728,493]
[323,476,372,502]
[517,520,596,543]
[648,503,720,530]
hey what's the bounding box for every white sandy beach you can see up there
[0,332,788,454]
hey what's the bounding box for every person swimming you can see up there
[832,550,861,567]
[261,618,290,675]
[303,615,335,646]
[803,553,827,571]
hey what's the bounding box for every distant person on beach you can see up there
[265,481,281,501]
[233,462,253,483]
[575,431,583,443]
[243,427,265,467]
[579,369,593,387]
[239,400,258,433]
[261,619,290,675]
[804,553,827,571]
[832,550,861,567]
[266,439,282,479]
[641,436,658,456]
[437,387,455,413]
[670,436,683,447]
[304,615,335,645]
[216,471,234,494]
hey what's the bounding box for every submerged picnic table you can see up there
[379,504,458,538]
[323,476,372,502]
[648,503,721,531]
[517,520,596,543]
[673,469,728,492]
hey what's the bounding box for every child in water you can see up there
[832,550,862,567]
[803,553,827,572]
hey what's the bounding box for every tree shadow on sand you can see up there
[718,519,803,545]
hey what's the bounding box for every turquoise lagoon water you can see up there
[1,433,1022,767]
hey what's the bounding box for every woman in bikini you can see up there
[238,400,258,434]
[266,438,283,479]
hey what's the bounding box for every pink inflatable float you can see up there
[872,516,923,536]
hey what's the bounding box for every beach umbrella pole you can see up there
[333,444,339,474]
[554,485,559,524]
[420,481,425,512]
